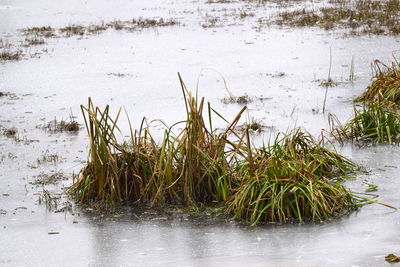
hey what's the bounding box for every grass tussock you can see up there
[40,116,80,133]
[222,94,253,104]
[0,39,12,49]
[355,59,400,105]
[70,74,243,206]
[330,58,400,144]
[386,254,400,263]
[70,74,367,224]
[21,26,56,38]
[236,117,270,133]
[1,127,17,137]
[31,171,67,186]
[274,0,400,35]
[330,102,400,144]
[0,18,179,64]
[227,129,359,224]
[22,36,46,47]
[0,50,23,61]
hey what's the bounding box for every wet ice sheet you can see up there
[1,0,400,266]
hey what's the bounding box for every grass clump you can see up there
[222,94,253,104]
[70,75,367,225]
[59,24,86,36]
[40,116,80,133]
[0,50,23,61]
[227,129,360,224]
[330,102,400,144]
[355,60,400,105]
[22,36,46,47]
[70,74,243,206]
[386,254,400,263]
[1,127,17,137]
[21,26,56,38]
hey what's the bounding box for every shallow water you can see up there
[1,0,400,266]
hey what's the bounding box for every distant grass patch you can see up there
[38,116,80,133]
[0,50,23,61]
[1,127,17,137]
[221,94,253,104]
[273,0,400,35]
[24,18,179,38]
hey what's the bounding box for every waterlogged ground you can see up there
[1,0,400,266]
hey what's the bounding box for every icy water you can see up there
[1,0,400,266]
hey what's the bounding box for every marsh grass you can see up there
[1,127,17,137]
[0,50,23,61]
[71,75,367,224]
[0,18,178,64]
[30,18,178,38]
[0,39,12,49]
[36,150,60,165]
[222,95,251,104]
[330,102,400,144]
[236,117,269,133]
[21,26,56,38]
[227,129,360,224]
[70,74,245,206]
[39,115,80,133]
[0,92,14,98]
[330,58,400,144]
[59,25,86,36]
[274,0,400,35]
[355,59,400,105]
[386,254,400,263]
[31,171,68,186]
[22,36,46,47]
[319,78,340,87]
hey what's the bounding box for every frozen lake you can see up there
[1,0,400,266]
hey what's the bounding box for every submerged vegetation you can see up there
[70,75,366,225]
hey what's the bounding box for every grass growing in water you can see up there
[71,75,367,224]
[274,0,400,35]
[227,129,360,224]
[70,74,245,206]
[330,102,400,144]
[330,58,400,144]
[355,59,400,105]
[0,50,22,61]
